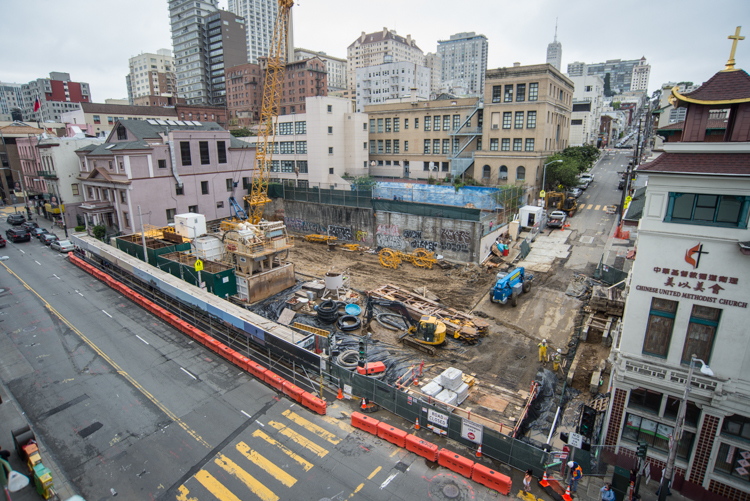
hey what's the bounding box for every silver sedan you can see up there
[50,239,75,252]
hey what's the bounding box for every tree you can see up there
[92,224,106,240]
[603,73,614,97]
[230,128,254,137]
[350,176,377,191]
[543,155,580,189]
[492,185,525,212]
[612,101,621,110]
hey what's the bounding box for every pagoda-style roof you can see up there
[638,152,750,176]
[657,118,728,131]
[671,69,750,106]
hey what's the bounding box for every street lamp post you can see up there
[658,355,714,501]
[541,159,564,200]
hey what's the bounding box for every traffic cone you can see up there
[563,485,573,501]
[476,444,482,458]
[337,387,343,400]
[540,471,549,487]
[413,377,419,386]
[361,398,367,410]
[415,417,420,430]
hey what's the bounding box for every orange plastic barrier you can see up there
[217,344,235,361]
[438,449,475,478]
[300,392,326,415]
[405,434,438,462]
[377,422,408,448]
[264,371,285,391]
[282,381,305,403]
[246,361,267,379]
[471,463,512,495]
[232,353,249,371]
[351,412,380,435]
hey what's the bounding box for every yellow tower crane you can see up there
[244,0,294,224]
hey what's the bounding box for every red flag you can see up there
[33,98,40,112]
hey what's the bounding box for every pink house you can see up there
[75,119,255,233]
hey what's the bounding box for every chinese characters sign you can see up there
[635,265,746,309]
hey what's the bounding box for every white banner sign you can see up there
[427,409,449,427]
[343,384,353,400]
[569,432,583,448]
[461,418,484,444]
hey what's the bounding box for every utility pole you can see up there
[138,205,148,263]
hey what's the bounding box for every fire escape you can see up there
[448,101,483,177]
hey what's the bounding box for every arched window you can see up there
[482,165,491,178]
[517,166,526,181]
[499,165,508,180]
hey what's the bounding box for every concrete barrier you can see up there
[471,463,512,495]
[405,434,438,462]
[438,448,475,478]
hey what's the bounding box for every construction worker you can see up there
[538,339,548,365]
[568,461,583,495]
[553,349,562,371]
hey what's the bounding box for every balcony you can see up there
[37,170,58,180]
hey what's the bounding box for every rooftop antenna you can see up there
[554,17,558,42]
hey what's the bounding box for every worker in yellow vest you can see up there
[538,339,548,365]
[553,349,562,372]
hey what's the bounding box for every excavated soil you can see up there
[289,239,494,312]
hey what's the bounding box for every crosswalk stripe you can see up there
[214,453,279,501]
[236,441,297,488]
[252,429,314,472]
[595,205,601,210]
[195,470,245,501]
[282,409,341,445]
[268,420,329,458]
[587,204,593,209]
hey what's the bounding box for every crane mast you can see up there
[244,0,294,224]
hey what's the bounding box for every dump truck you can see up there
[490,267,533,307]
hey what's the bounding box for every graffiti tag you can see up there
[411,240,439,252]
[376,234,405,250]
[328,225,353,241]
[403,229,422,239]
[376,224,400,236]
[440,229,472,244]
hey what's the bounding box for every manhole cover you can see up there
[443,484,460,498]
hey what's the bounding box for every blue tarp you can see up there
[373,182,502,211]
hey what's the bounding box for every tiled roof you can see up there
[79,141,150,155]
[0,124,45,135]
[657,118,729,131]
[118,119,225,141]
[677,69,750,103]
[637,152,750,176]
[81,103,178,116]
[348,29,420,50]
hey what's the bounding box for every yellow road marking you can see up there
[268,420,328,458]
[595,205,601,210]
[348,483,365,499]
[389,448,400,458]
[368,466,381,480]
[518,490,537,501]
[214,454,279,501]
[176,485,197,501]
[282,409,341,445]
[587,204,593,209]
[321,414,355,433]
[236,441,297,488]
[195,470,243,501]
[0,262,211,449]
[252,429,313,471]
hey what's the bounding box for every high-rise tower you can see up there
[546,20,562,71]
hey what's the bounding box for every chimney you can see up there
[513,62,521,67]
[360,31,366,43]
[383,27,388,37]
[407,34,412,45]
[410,87,417,102]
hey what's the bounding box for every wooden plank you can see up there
[277,308,296,326]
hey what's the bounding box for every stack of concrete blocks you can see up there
[455,382,470,405]
[435,367,465,406]
[422,380,443,398]
[436,388,458,406]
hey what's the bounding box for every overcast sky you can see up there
[2,0,747,101]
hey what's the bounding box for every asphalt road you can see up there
[0,210,498,501]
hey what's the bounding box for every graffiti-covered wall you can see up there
[268,199,375,245]
[374,212,482,263]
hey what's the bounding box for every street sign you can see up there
[194,259,203,272]
[540,190,546,198]
[569,432,583,448]
[461,418,483,444]
[427,409,449,427]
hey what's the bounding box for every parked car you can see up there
[41,233,59,246]
[6,227,30,243]
[578,179,590,190]
[22,221,39,233]
[618,178,626,190]
[32,228,49,239]
[6,214,26,226]
[0,235,6,247]
[50,239,75,253]
[547,210,567,229]
[579,173,594,184]
[567,187,583,198]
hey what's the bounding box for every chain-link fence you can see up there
[268,183,373,208]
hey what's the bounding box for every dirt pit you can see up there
[570,342,611,392]
[289,239,495,312]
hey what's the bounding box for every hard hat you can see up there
[568,461,575,468]
[542,339,547,343]
[557,349,562,353]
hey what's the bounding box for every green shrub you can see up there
[74,225,85,232]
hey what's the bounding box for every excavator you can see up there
[364,295,446,356]
[545,191,578,216]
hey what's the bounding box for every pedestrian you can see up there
[629,468,637,485]
[524,469,533,493]
[568,461,583,495]
[601,483,615,501]
[538,339,548,365]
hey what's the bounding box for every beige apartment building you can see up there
[365,97,481,180]
[473,63,573,191]
[347,28,424,93]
